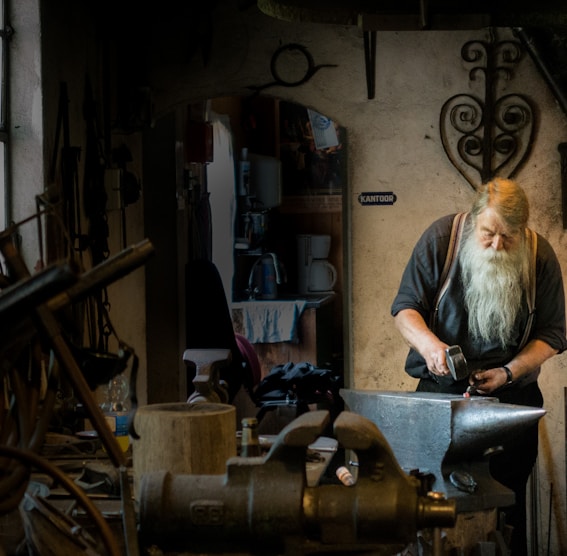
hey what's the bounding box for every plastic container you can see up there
[238,148,250,197]
[101,374,131,452]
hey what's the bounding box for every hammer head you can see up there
[445,345,468,381]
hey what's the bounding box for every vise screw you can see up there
[138,410,456,555]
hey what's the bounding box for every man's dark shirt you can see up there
[391,213,567,390]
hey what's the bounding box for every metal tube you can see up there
[0,262,76,323]
[432,527,442,556]
[48,238,155,311]
[514,27,567,116]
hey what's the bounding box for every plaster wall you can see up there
[11,0,148,407]
[9,0,43,267]
[149,4,567,552]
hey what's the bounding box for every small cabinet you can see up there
[231,297,336,379]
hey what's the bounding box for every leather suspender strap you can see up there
[430,212,468,330]
[438,212,468,291]
[518,228,538,350]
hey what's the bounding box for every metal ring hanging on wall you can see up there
[247,43,336,94]
[270,43,316,87]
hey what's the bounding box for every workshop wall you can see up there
[11,0,567,553]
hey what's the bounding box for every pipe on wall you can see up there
[514,27,567,117]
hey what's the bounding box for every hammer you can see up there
[444,345,469,381]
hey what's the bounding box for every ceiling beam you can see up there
[258,0,567,30]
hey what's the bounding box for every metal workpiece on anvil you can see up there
[340,390,546,513]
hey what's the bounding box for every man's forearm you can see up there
[470,338,558,394]
[394,308,441,354]
[504,339,558,381]
[394,308,451,375]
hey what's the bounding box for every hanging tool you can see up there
[112,144,141,249]
[49,81,85,260]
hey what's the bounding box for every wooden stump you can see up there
[132,402,236,499]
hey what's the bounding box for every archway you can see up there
[143,95,347,404]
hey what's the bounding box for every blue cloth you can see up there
[234,300,307,343]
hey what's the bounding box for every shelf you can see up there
[278,195,342,214]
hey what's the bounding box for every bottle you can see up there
[241,417,261,457]
[260,257,277,299]
[238,147,251,197]
[101,373,131,452]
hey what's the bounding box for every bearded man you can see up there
[391,177,567,556]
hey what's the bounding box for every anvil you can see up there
[340,389,546,512]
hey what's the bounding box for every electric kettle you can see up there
[308,259,337,292]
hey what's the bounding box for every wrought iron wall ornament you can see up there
[440,34,535,190]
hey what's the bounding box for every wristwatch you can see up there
[502,366,514,385]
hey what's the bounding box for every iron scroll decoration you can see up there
[440,35,535,191]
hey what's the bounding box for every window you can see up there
[0,0,10,232]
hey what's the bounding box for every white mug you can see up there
[309,260,337,292]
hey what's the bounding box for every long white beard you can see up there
[459,229,530,348]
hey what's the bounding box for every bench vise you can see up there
[138,410,456,555]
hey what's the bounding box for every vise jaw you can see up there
[138,409,456,555]
[183,348,231,404]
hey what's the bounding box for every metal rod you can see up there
[363,31,376,100]
[48,238,155,311]
[531,462,539,555]
[120,465,140,556]
[0,262,76,323]
[514,27,567,116]
[432,527,442,556]
[547,481,553,556]
[558,143,567,230]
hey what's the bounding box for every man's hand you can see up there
[394,309,452,376]
[469,339,559,395]
[424,344,453,377]
[468,368,508,395]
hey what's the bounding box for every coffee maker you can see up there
[296,234,337,295]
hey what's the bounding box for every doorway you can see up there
[142,96,347,404]
[207,95,346,377]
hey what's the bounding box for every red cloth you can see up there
[235,333,261,388]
